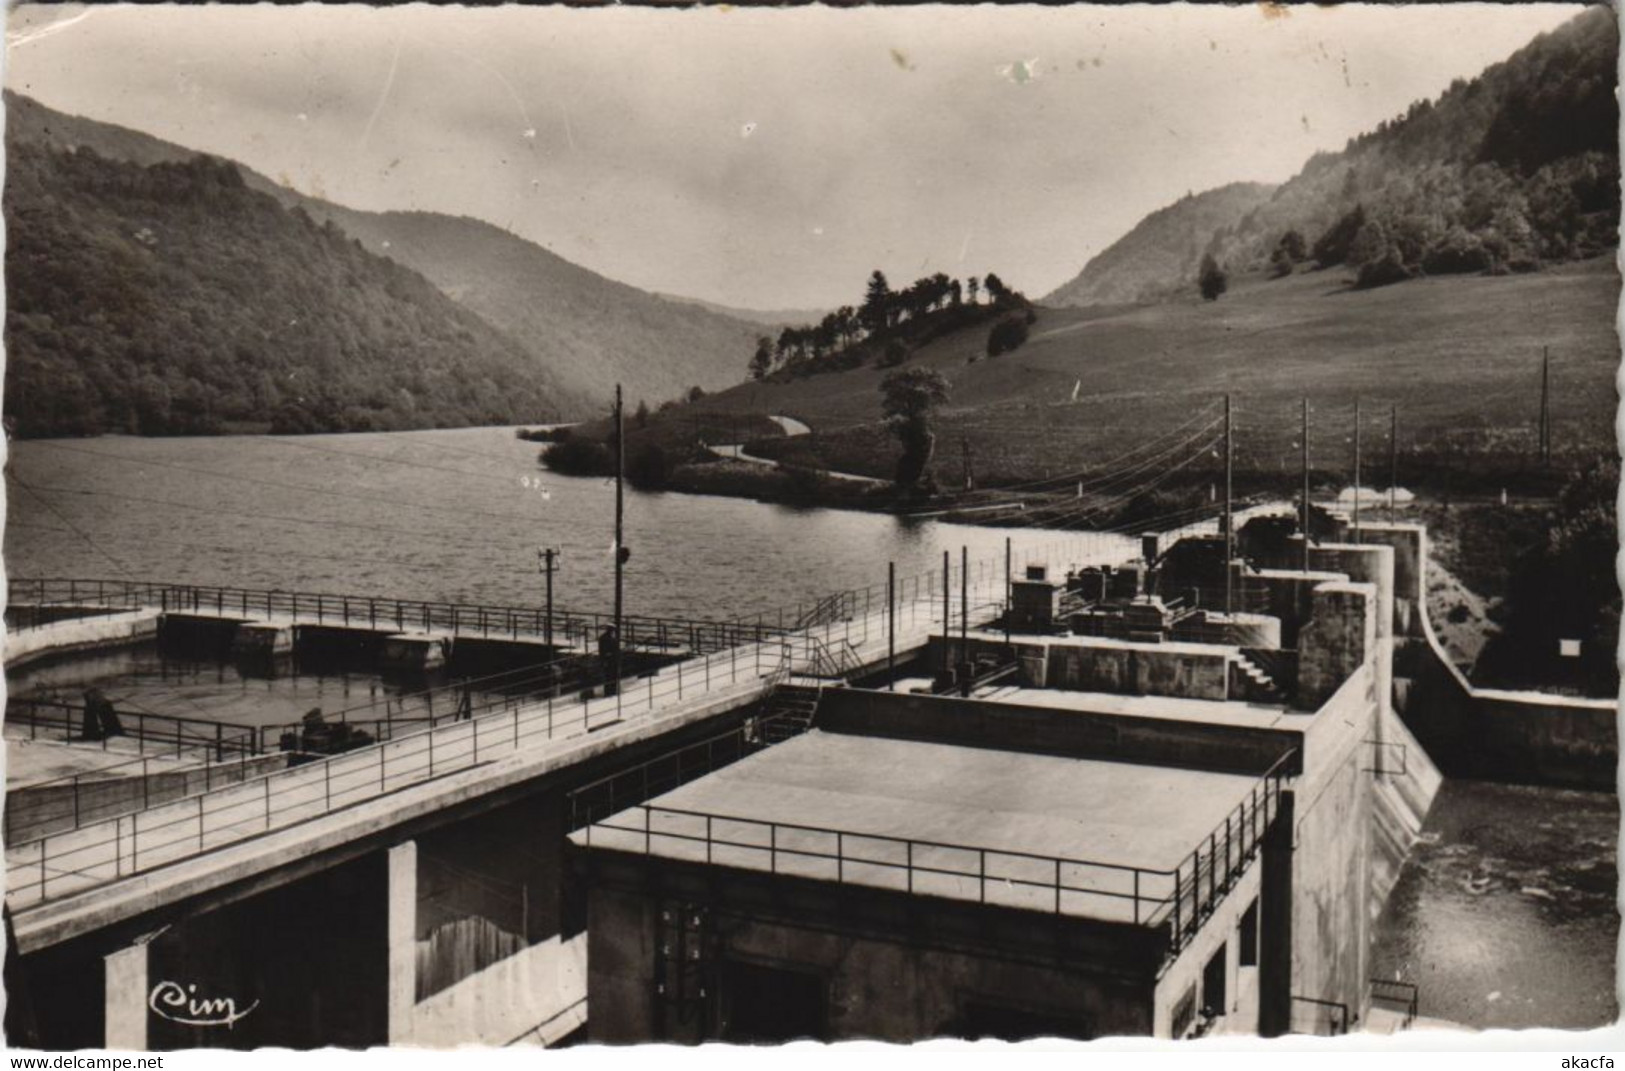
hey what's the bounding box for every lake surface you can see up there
[1371,779,1619,1031]
[5,427,1137,620]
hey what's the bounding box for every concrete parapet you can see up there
[5,610,161,669]
[1249,570,1346,648]
[1174,612,1282,650]
[1348,524,1425,640]
[1296,582,1375,712]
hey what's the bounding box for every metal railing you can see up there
[575,743,1296,956]
[5,520,1230,911]
[1161,748,1294,956]
[580,800,1185,925]
[1291,995,1351,1036]
[7,699,260,760]
[6,578,786,655]
[5,750,292,844]
[5,621,951,910]
[1368,979,1419,1029]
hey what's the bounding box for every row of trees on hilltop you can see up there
[748,270,1027,380]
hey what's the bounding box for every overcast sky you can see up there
[5,3,1586,310]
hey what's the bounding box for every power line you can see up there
[9,476,133,579]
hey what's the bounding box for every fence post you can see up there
[1173,862,1183,946]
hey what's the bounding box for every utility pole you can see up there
[1004,537,1013,645]
[538,546,558,648]
[960,545,970,697]
[612,384,625,696]
[887,561,896,692]
[1224,394,1233,617]
[1352,396,1362,544]
[1389,405,1398,522]
[1540,347,1551,466]
[942,550,951,679]
[1300,399,1310,574]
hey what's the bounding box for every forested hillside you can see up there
[4,140,583,436]
[1046,7,1618,304]
[6,91,764,414]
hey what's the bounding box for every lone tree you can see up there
[1198,254,1228,301]
[880,367,950,488]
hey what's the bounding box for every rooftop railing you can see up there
[577,743,1295,957]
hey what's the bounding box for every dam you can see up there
[2,510,1614,1047]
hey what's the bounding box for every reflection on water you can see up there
[1372,779,1618,1030]
[7,641,542,734]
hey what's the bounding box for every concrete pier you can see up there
[230,623,294,658]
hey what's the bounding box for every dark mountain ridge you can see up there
[5,137,582,437]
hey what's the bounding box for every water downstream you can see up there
[1372,779,1618,1030]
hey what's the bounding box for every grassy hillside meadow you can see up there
[668,257,1618,501]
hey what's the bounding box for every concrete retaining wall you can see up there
[4,611,161,669]
[1368,702,1443,923]
[929,634,1234,702]
[1373,525,1617,789]
[817,688,1301,777]
[1288,663,1379,1023]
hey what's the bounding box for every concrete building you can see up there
[569,518,1447,1042]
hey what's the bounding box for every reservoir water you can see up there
[5,427,1133,619]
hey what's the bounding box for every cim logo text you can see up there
[148,981,259,1029]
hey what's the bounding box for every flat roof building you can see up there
[568,518,1443,1043]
